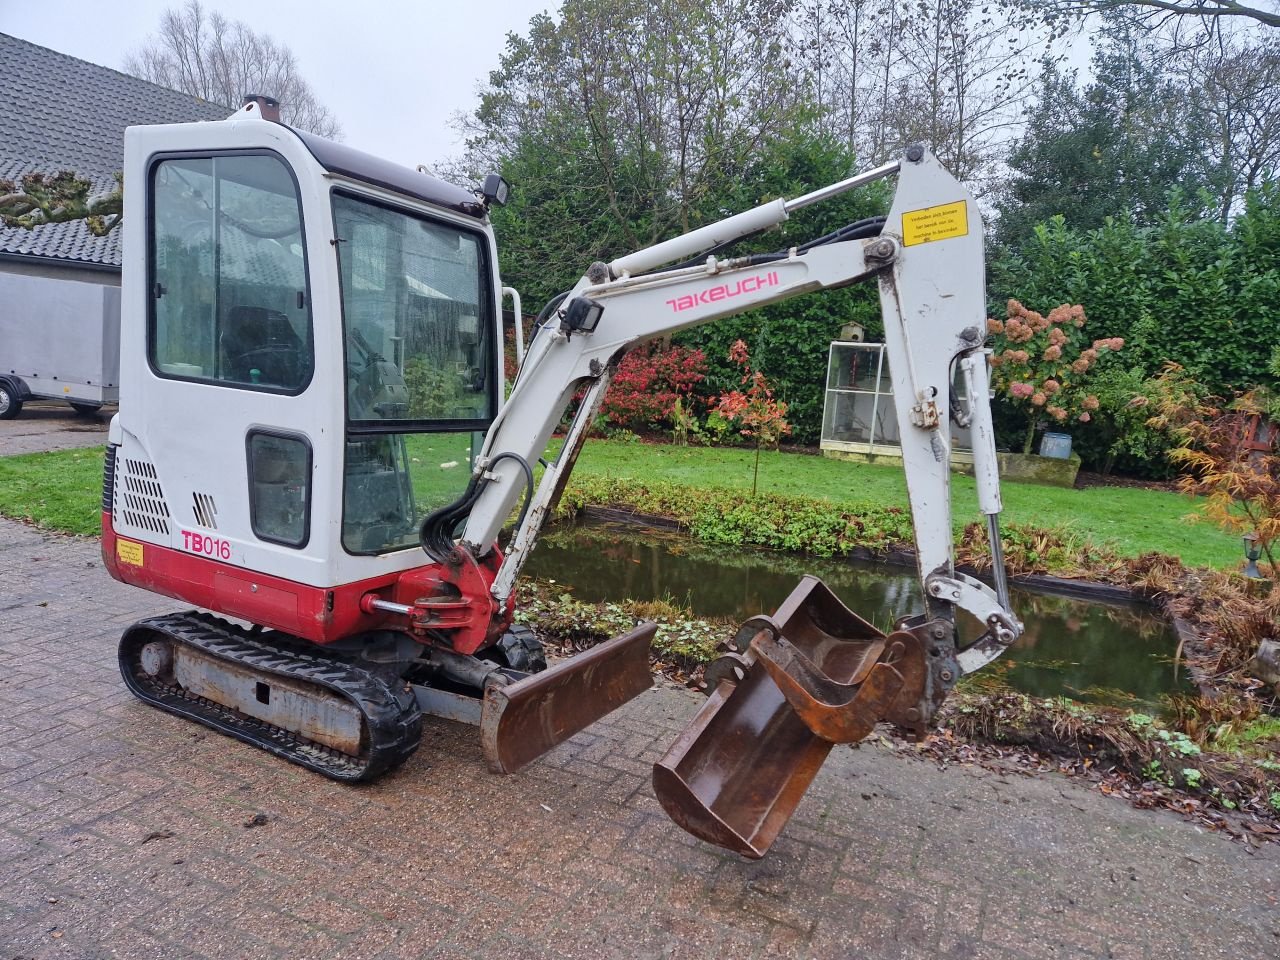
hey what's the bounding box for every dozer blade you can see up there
[481,622,656,774]
[653,576,900,859]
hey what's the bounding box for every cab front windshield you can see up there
[333,191,496,554]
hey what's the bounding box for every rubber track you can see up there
[119,611,422,782]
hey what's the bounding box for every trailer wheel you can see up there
[0,383,21,420]
[69,401,103,417]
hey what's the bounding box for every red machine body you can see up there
[103,510,508,654]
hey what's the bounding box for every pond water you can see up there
[525,521,1193,713]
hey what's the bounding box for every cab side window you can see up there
[150,154,312,393]
[246,430,312,547]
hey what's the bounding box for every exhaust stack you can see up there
[241,93,281,122]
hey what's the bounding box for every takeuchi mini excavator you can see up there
[102,96,1023,858]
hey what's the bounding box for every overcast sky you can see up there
[0,0,553,169]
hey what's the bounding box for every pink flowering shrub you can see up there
[988,300,1123,454]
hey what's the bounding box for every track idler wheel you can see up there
[138,639,176,681]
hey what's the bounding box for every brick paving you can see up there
[2,517,1278,960]
[0,403,110,456]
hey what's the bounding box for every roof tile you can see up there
[0,32,230,267]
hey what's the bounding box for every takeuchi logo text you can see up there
[666,271,780,313]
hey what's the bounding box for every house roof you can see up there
[0,32,231,268]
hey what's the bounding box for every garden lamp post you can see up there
[1243,532,1263,579]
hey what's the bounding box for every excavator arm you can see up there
[422,147,1023,855]
[451,146,1020,666]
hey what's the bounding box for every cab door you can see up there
[115,150,321,587]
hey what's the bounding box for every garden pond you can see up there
[526,520,1193,713]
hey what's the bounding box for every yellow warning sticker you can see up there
[116,539,145,567]
[902,200,969,247]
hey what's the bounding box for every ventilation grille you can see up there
[117,457,171,535]
[102,444,118,514]
[192,492,218,530]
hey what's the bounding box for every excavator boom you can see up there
[448,145,1024,855]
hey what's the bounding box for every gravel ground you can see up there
[0,402,111,456]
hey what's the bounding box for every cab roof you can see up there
[291,128,487,220]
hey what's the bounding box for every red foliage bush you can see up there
[716,339,790,446]
[599,345,708,429]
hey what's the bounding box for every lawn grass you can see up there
[571,440,1242,570]
[0,446,104,536]
[0,438,1243,570]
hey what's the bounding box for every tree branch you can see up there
[1035,0,1280,28]
[0,170,124,236]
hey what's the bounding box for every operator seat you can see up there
[221,305,305,388]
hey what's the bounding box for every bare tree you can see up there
[875,0,1058,191]
[795,0,909,164]
[125,1,342,138]
[1025,0,1279,30]
[1178,32,1280,217]
[791,0,1060,191]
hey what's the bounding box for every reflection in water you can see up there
[526,521,1192,713]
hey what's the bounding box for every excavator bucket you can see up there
[653,576,910,859]
[481,622,657,774]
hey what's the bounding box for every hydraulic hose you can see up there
[419,474,484,562]
[796,216,887,253]
[418,452,535,563]
[487,452,535,533]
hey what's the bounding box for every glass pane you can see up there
[153,158,215,376]
[333,193,495,425]
[828,344,886,392]
[151,155,311,391]
[873,395,901,445]
[827,391,876,443]
[248,432,311,546]
[342,431,477,554]
[823,345,974,451]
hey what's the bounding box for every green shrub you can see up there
[990,193,1280,475]
[403,357,463,418]
[560,475,917,558]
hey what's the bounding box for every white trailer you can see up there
[0,271,120,419]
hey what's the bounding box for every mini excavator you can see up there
[102,96,1022,858]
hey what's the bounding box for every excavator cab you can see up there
[106,104,504,630]
[104,101,652,779]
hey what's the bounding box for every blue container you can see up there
[1039,432,1073,460]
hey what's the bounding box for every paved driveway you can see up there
[0,402,111,456]
[1,518,1277,960]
